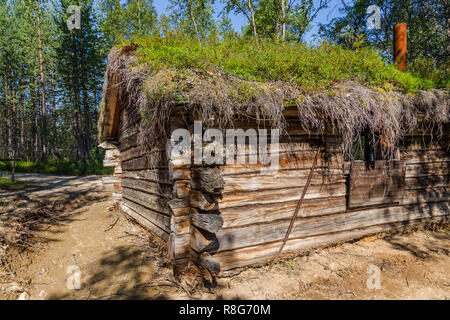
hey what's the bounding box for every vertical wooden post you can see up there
[394,23,407,72]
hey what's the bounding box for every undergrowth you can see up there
[0,158,113,176]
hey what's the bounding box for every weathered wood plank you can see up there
[191,252,221,274]
[405,162,450,178]
[214,201,449,252]
[220,151,343,175]
[191,209,224,233]
[122,169,171,185]
[191,226,219,253]
[222,169,345,193]
[348,161,406,208]
[170,215,190,235]
[168,233,190,261]
[168,199,191,216]
[119,133,138,152]
[191,167,224,194]
[401,150,449,163]
[218,183,346,209]
[121,178,171,199]
[403,186,449,204]
[122,187,171,215]
[120,202,169,241]
[102,176,120,185]
[190,190,218,211]
[220,196,346,228]
[122,198,170,232]
[405,175,449,189]
[211,214,449,271]
[103,159,120,167]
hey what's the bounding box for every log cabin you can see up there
[98,42,449,275]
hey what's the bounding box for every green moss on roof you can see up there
[117,36,447,93]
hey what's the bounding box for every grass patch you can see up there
[0,177,31,191]
[119,36,447,92]
[0,159,114,176]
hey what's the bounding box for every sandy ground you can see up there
[0,173,449,300]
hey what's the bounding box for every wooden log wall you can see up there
[116,102,172,243]
[99,141,122,205]
[108,101,449,274]
[189,116,449,272]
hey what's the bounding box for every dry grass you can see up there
[99,46,449,159]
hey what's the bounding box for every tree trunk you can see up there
[35,0,47,163]
[4,74,11,159]
[247,0,258,38]
[281,0,286,40]
[19,72,25,158]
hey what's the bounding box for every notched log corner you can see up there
[191,167,225,194]
[191,208,224,233]
[191,226,219,253]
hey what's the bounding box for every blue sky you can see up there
[153,0,345,43]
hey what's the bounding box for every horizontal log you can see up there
[190,190,218,211]
[405,175,449,189]
[401,150,449,163]
[174,180,190,198]
[170,215,190,235]
[168,233,190,261]
[168,199,191,217]
[191,209,224,233]
[122,169,171,185]
[122,198,171,233]
[105,148,120,160]
[406,162,450,178]
[214,201,449,252]
[218,183,346,209]
[192,252,221,275]
[121,178,171,199]
[211,215,449,271]
[119,118,140,140]
[220,151,343,175]
[102,176,120,185]
[98,141,119,150]
[120,145,146,162]
[191,167,224,194]
[103,159,120,167]
[171,168,191,181]
[122,187,170,216]
[120,202,169,241]
[119,133,138,152]
[220,196,346,228]
[403,186,449,205]
[191,226,219,253]
[222,169,345,193]
[112,192,122,200]
[114,166,122,174]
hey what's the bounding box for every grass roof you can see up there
[100,37,449,159]
[122,36,447,92]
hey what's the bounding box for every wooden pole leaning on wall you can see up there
[394,23,407,72]
[269,145,323,269]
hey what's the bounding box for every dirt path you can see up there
[0,174,449,300]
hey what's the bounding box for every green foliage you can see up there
[0,153,113,176]
[125,36,444,92]
[0,177,30,191]
[319,0,448,69]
